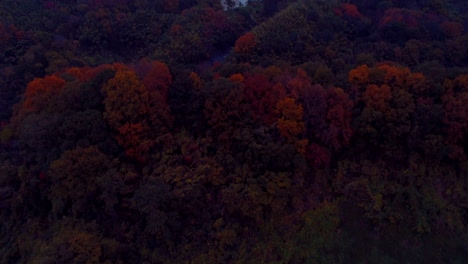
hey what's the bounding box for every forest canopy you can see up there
[0,0,467,263]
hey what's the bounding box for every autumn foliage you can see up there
[334,4,363,19]
[1,1,467,263]
[276,97,305,140]
[234,32,256,54]
[348,64,370,86]
[141,61,173,101]
[21,75,66,114]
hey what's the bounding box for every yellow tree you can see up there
[276,97,307,153]
[102,70,153,162]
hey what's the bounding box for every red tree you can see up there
[22,75,66,114]
[142,61,172,102]
[234,32,256,54]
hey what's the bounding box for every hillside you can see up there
[0,0,467,263]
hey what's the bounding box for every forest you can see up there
[0,0,467,263]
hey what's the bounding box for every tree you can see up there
[102,69,150,127]
[276,97,305,140]
[441,21,463,38]
[234,32,256,54]
[350,64,420,159]
[141,60,173,102]
[26,220,123,264]
[348,64,370,86]
[132,177,175,250]
[204,78,250,141]
[48,146,114,218]
[190,71,204,89]
[325,87,354,150]
[336,4,364,19]
[21,75,66,115]
[168,69,206,135]
[163,0,179,12]
[363,84,391,112]
[286,68,312,99]
[303,85,353,150]
[243,73,282,124]
[306,143,330,168]
[442,75,468,160]
[102,69,154,161]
